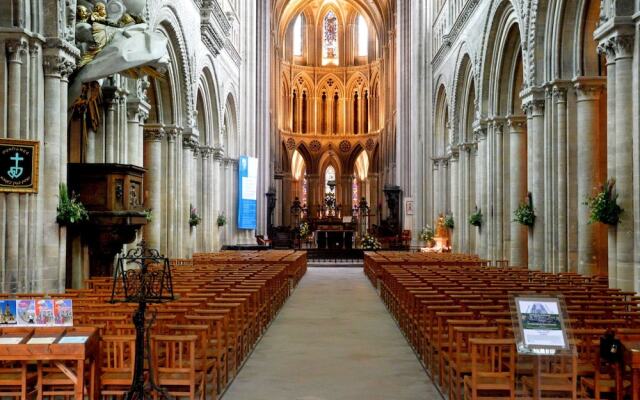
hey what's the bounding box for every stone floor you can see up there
[222,267,440,400]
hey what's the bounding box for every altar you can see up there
[316,229,354,250]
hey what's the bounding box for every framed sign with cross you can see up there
[0,138,40,193]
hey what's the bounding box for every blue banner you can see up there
[237,156,258,230]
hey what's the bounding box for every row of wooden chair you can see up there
[0,250,307,400]
[364,253,639,400]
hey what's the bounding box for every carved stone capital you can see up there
[143,125,166,142]
[573,77,606,101]
[166,127,182,143]
[506,115,527,132]
[6,39,28,64]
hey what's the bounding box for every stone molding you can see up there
[506,115,527,131]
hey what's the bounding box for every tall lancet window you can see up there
[325,165,336,193]
[293,14,303,56]
[322,11,339,65]
[357,15,368,57]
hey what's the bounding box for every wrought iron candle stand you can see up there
[110,241,174,400]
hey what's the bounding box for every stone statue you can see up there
[70,0,169,103]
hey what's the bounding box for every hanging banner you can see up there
[0,138,39,193]
[237,156,258,230]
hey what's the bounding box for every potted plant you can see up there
[361,234,381,251]
[56,183,89,226]
[585,178,623,225]
[443,214,455,230]
[189,204,202,228]
[217,213,227,227]
[469,208,482,228]
[419,226,435,247]
[144,208,153,223]
[514,193,535,227]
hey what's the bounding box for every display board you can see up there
[237,156,258,230]
[0,138,39,193]
[514,296,569,352]
[0,299,73,327]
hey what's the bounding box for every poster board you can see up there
[237,156,258,230]
[0,138,40,193]
[513,295,571,354]
[0,299,73,327]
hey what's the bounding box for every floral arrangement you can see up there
[585,178,623,225]
[419,226,435,243]
[189,204,202,227]
[324,192,336,209]
[144,208,153,222]
[443,214,455,230]
[56,183,88,226]
[469,208,482,228]
[361,234,381,251]
[514,193,535,227]
[299,221,311,239]
[217,213,227,227]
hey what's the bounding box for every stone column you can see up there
[166,128,178,256]
[524,94,546,270]
[4,39,27,291]
[143,126,165,251]
[508,116,528,267]
[574,77,606,276]
[611,34,635,290]
[474,126,487,258]
[494,120,506,260]
[104,90,118,163]
[449,150,459,251]
[553,83,569,272]
[598,41,618,286]
[597,28,635,290]
[432,160,441,220]
[182,134,197,257]
[127,100,149,167]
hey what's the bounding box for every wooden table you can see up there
[0,327,99,400]
[620,337,640,400]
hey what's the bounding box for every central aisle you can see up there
[223,268,439,400]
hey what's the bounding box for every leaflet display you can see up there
[515,296,568,351]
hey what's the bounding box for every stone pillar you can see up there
[494,120,506,260]
[524,94,546,270]
[4,39,27,291]
[553,83,569,272]
[508,116,528,267]
[182,135,197,257]
[166,128,178,256]
[104,91,118,163]
[599,41,618,286]
[127,100,149,167]
[143,126,165,251]
[474,126,487,258]
[574,77,607,276]
[432,160,441,220]
[597,28,635,290]
[449,150,459,251]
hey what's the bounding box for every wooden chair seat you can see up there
[0,364,37,400]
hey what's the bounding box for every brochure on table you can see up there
[0,299,73,327]
[512,294,573,355]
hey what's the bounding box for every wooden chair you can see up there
[100,335,136,398]
[151,335,205,400]
[463,338,516,400]
[0,362,37,400]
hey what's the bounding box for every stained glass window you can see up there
[325,165,336,193]
[357,15,368,57]
[322,11,339,65]
[293,15,303,56]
